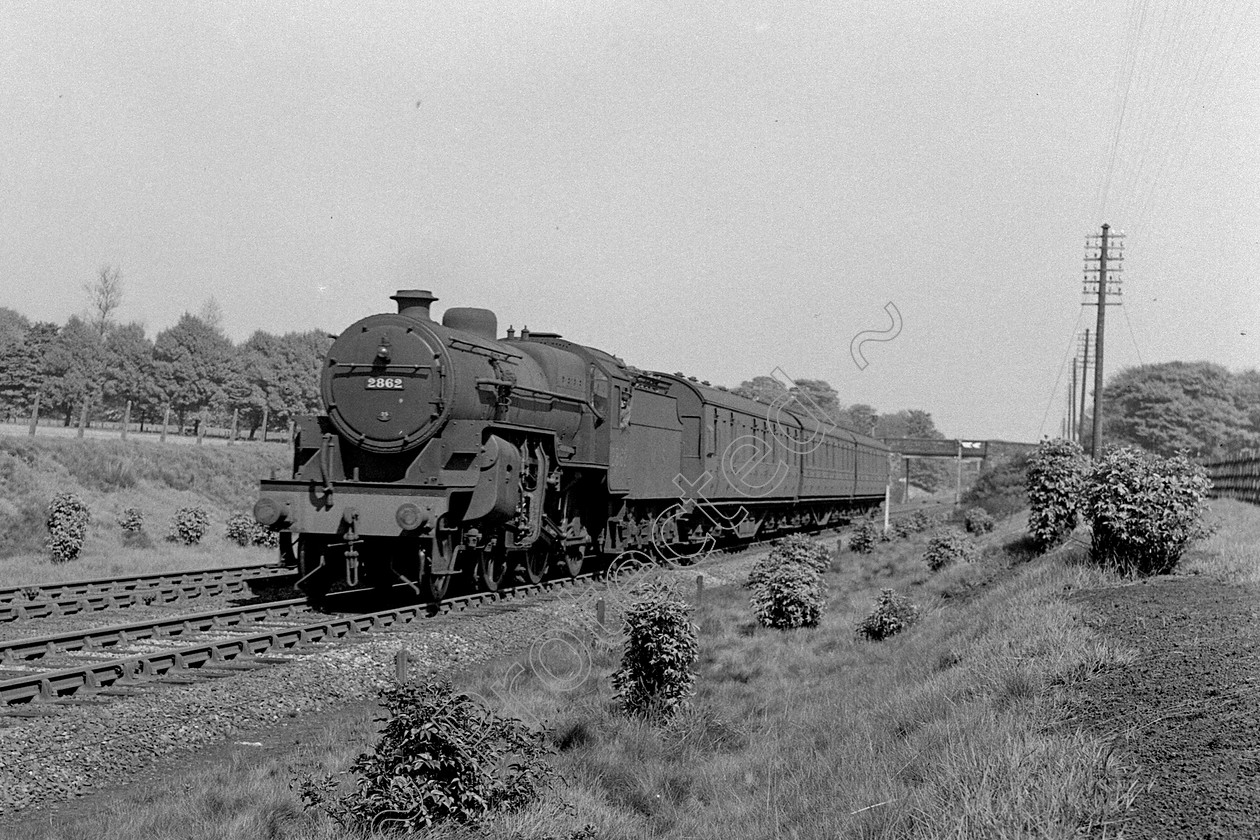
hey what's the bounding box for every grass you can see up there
[0,436,288,585]
[1177,498,1260,583]
[15,492,1260,839]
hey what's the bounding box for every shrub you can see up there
[923,532,978,571]
[225,512,279,548]
[773,533,833,573]
[746,535,831,589]
[116,507,144,533]
[751,562,825,629]
[856,588,919,641]
[167,506,210,545]
[1082,446,1211,576]
[46,492,90,562]
[889,518,914,540]
[848,521,880,553]
[963,451,1033,518]
[964,507,995,534]
[298,679,554,832]
[909,510,938,532]
[611,579,698,718]
[1026,438,1087,551]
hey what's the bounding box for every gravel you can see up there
[0,545,770,818]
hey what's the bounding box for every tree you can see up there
[102,323,162,427]
[221,333,271,438]
[198,297,225,334]
[84,265,124,336]
[791,378,841,421]
[4,321,58,415]
[1230,369,1260,449]
[41,316,106,424]
[839,403,879,436]
[886,409,941,439]
[0,309,32,419]
[152,313,234,431]
[270,329,332,424]
[0,307,29,348]
[734,375,788,404]
[1102,362,1257,459]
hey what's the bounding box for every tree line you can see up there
[733,374,953,493]
[1090,361,1260,461]
[0,268,330,438]
[733,374,947,440]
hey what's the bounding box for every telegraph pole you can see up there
[1069,361,1077,441]
[1077,329,1090,448]
[1083,226,1123,459]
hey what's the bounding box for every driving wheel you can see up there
[471,543,508,592]
[518,542,549,585]
[425,519,458,602]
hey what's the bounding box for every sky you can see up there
[1,0,1256,442]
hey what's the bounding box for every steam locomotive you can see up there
[253,291,890,600]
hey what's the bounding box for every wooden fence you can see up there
[1206,456,1260,505]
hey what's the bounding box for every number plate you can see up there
[365,377,404,390]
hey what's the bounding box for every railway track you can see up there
[0,570,610,705]
[0,508,950,707]
[0,565,296,623]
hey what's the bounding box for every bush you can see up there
[1026,438,1087,551]
[963,451,1033,518]
[46,492,90,562]
[116,507,144,533]
[1082,447,1211,576]
[887,518,917,539]
[751,562,825,629]
[909,510,938,532]
[611,579,698,718]
[746,534,831,589]
[298,679,554,832]
[772,533,832,573]
[167,506,209,545]
[923,532,978,571]
[225,512,279,548]
[856,588,919,641]
[847,521,880,553]
[964,507,995,534]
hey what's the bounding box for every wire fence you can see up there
[0,415,290,447]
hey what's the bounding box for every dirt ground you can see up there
[1065,575,1260,839]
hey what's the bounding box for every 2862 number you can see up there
[366,377,404,390]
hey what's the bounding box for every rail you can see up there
[0,566,296,623]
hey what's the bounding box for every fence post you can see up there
[121,400,132,441]
[27,393,40,437]
[229,409,239,445]
[595,598,606,629]
[76,401,89,439]
[696,574,704,606]
[197,409,207,445]
[395,648,409,683]
[261,406,269,443]
[160,405,170,443]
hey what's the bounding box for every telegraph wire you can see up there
[1121,304,1145,368]
[1129,1,1253,234]
[1039,308,1086,440]
[1096,0,1149,223]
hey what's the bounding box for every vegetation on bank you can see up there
[0,435,287,583]
[19,484,1233,840]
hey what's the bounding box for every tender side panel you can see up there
[618,389,684,499]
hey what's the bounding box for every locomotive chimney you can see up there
[390,289,438,321]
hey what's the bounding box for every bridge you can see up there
[880,438,1037,503]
